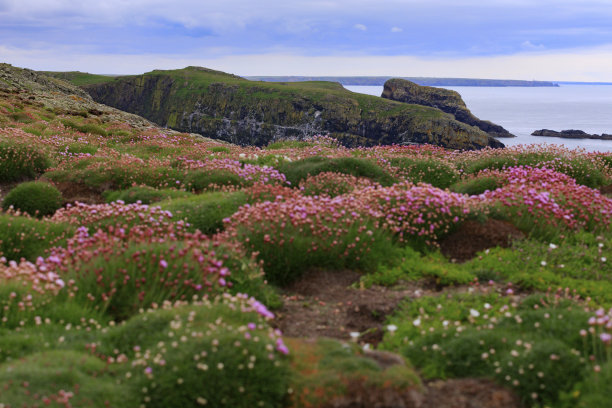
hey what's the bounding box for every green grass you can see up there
[104,186,193,204]
[278,156,396,187]
[462,231,612,304]
[0,350,136,407]
[450,175,500,195]
[0,214,73,261]
[159,191,248,234]
[61,118,108,136]
[42,71,118,86]
[389,157,459,188]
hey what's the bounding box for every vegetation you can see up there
[2,181,63,217]
[0,65,611,407]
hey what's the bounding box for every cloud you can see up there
[1,0,612,80]
[3,43,612,82]
[521,40,545,50]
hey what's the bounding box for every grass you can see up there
[0,214,73,261]
[381,293,591,406]
[104,185,193,204]
[159,191,248,234]
[278,156,396,187]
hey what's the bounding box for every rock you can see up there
[82,66,504,150]
[532,129,612,140]
[0,63,155,130]
[381,78,515,139]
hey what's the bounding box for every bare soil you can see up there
[440,218,525,262]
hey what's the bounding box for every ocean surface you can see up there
[344,85,612,153]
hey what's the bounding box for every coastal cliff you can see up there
[381,78,515,139]
[81,66,503,150]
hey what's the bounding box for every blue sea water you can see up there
[344,85,612,153]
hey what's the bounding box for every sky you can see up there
[1,0,612,81]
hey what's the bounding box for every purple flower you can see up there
[600,333,612,345]
[159,259,168,269]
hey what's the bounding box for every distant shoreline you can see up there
[247,76,559,87]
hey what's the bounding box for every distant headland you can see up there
[246,76,559,87]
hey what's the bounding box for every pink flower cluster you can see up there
[480,166,612,231]
[298,171,376,197]
[354,182,471,244]
[225,193,373,255]
[175,157,287,185]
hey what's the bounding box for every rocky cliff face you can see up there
[83,67,504,150]
[381,78,515,139]
[0,63,155,129]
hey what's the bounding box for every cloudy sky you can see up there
[1,0,612,80]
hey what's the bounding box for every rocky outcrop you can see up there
[381,78,515,139]
[532,129,612,140]
[83,66,504,150]
[0,63,154,130]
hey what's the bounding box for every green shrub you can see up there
[266,140,314,150]
[450,176,500,195]
[61,118,107,136]
[390,157,459,188]
[237,219,402,286]
[495,339,583,406]
[208,145,230,153]
[63,236,276,319]
[64,142,99,155]
[278,156,396,187]
[0,141,51,182]
[101,300,290,408]
[566,361,612,408]
[9,111,34,123]
[104,186,193,204]
[382,293,592,406]
[0,350,135,408]
[2,182,63,217]
[184,169,245,192]
[159,191,248,234]
[0,214,73,261]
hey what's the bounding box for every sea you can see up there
[344,85,612,153]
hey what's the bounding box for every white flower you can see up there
[470,309,480,318]
[413,318,421,327]
[602,257,607,263]
[549,243,557,249]
[484,303,492,310]
[387,324,398,332]
[350,331,360,339]
[541,261,547,266]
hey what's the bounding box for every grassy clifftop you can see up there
[81,66,504,150]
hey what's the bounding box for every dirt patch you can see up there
[0,181,19,204]
[318,378,520,408]
[440,219,525,262]
[601,184,612,196]
[52,181,105,205]
[276,269,419,345]
[422,379,521,408]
